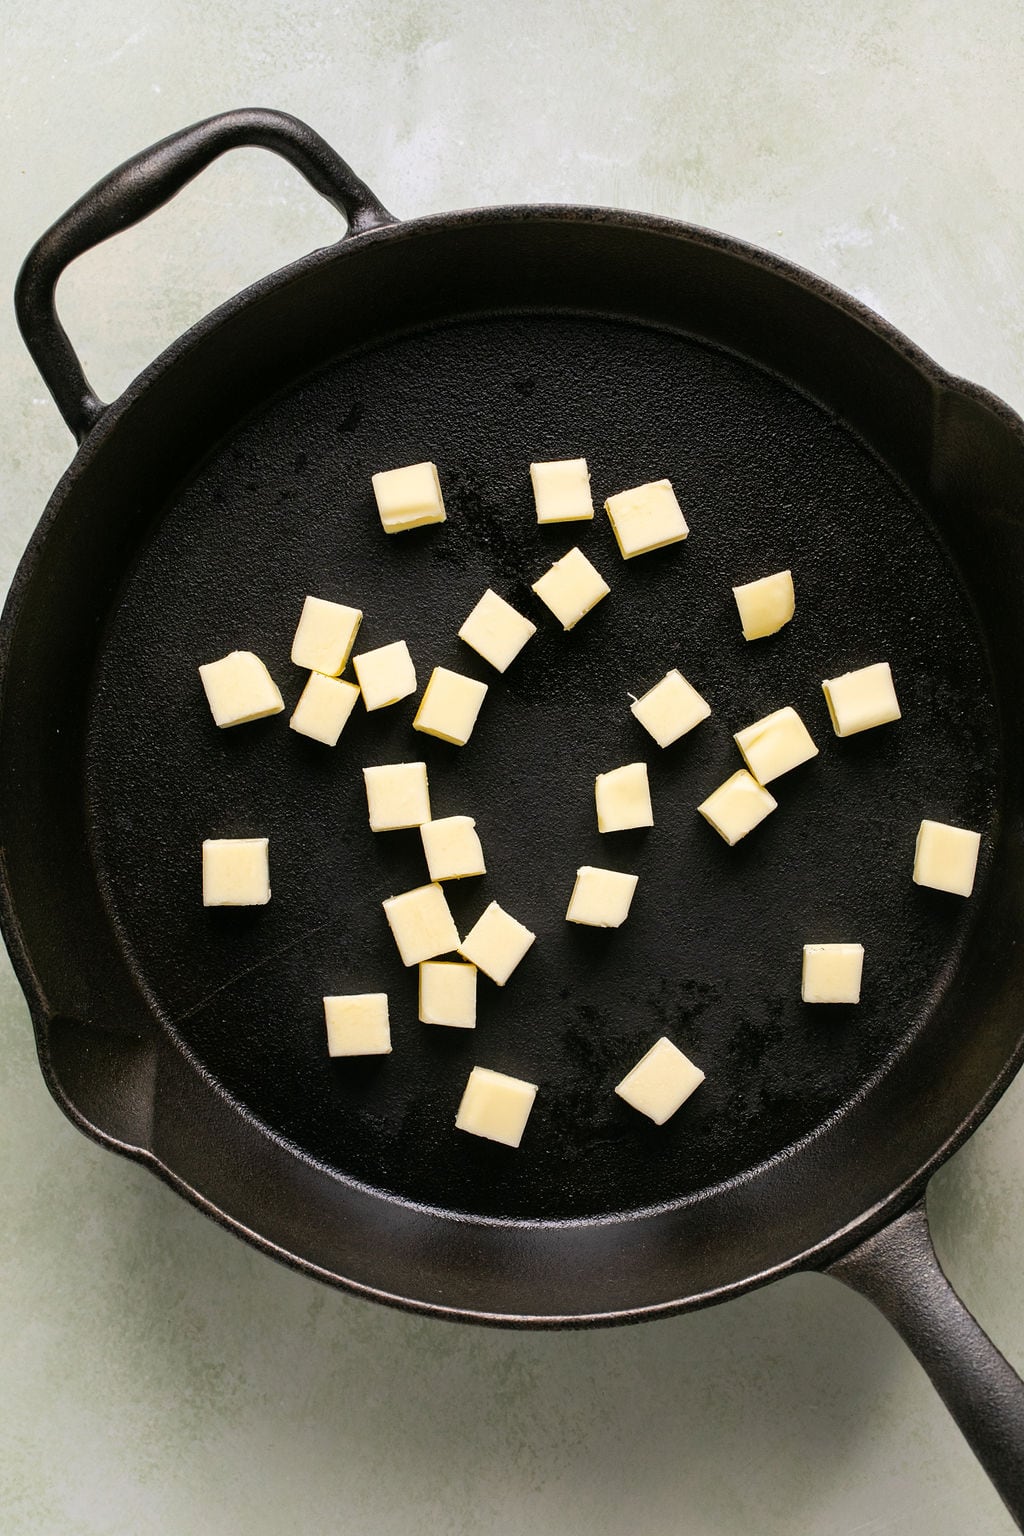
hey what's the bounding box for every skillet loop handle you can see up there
[827,1196,1024,1529]
[14,107,396,443]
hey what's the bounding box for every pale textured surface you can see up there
[3,3,1024,1532]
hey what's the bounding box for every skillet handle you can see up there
[827,1194,1024,1529]
[14,107,396,444]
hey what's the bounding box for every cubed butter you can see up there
[458,589,537,673]
[732,569,795,641]
[455,1065,538,1148]
[631,668,711,747]
[595,762,653,833]
[604,478,689,559]
[420,815,485,881]
[530,457,594,523]
[913,819,982,897]
[383,883,461,967]
[734,705,818,785]
[822,661,901,737]
[371,461,446,533]
[324,993,391,1055]
[531,546,610,630]
[363,762,431,831]
[802,943,864,1003]
[202,837,270,906]
[615,1037,705,1125]
[419,961,477,1028]
[198,651,284,728]
[290,595,363,675]
[413,667,488,746]
[352,639,417,711]
[289,672,360,746]
[698,770,777,845]
[565,865,638,928]
[458,901,536,985]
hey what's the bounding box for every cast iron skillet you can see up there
[7,109,1024,1521]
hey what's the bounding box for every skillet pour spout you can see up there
[6,108,1024,1527]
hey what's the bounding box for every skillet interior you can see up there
[4,213,1024,1317]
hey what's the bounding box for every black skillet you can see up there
[6,109,1024,1522]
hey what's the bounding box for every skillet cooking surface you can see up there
[85,311,998,1223]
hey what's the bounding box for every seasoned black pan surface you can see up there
[85,310,997,1225]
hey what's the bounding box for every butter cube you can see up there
[531,546,610,630]
[734,705,818,785]
[595,762,653,833]
[383,883,461,966]
[631,668,711,747]
[363,762,431,831]
[455,1065,538,1148]
[198,651,284,728]
[802,943,864,1003]
[352,639,417,711]
[732,570,795,641]
[290,595,363,675]
[604,478,689,559]
[615,1037,705,1125]
[202,837,270,906]
[565,865,638,928]
[530,457,594,523]
[413,667,488,746]
[419,961,477,1028]
[822,661,901,737]
[420,815,485,881]
[913,819,981,897]
[289,672,360,746]
[371,461,446,533]
[458,588,537,673]
[324,993,391,1055]
[698,770,777,845]
[458,901,536,985]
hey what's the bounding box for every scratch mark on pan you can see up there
[173,912,341,1024]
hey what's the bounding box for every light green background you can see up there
[3,4,1024,1532]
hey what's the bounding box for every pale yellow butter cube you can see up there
[420,815,485,881]
[822,661,901,737]
[324,993,391,1055]
[734,705,818,785]
[530,457,594,523]
[458,901,536,985]
[698,770,777,845]
[352,639,417,711]
[595,762,653,833]
[732,569,795,641]
[290,595,363,675]
[418,961,477,1028]
[631,668,711,747]
[455,1065,538,1148]
[531,546,610,630]
[565,865,638,928]
[913,819,982,897]
[383,883,461,967]
[615,1037,705,1125]
[202,837,270,906]
[198,651,284,728]
[363,762,431,831]
[413,667,488,746]
[458,589,536,673]
[289,672,360,746]
[604,478,689,559]
[371,461,446,533]
[802,943,864,1003]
